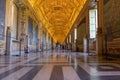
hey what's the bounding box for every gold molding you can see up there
[28,0,86,43]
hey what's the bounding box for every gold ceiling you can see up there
[28,0,86,43]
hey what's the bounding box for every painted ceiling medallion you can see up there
[28,0,86,43]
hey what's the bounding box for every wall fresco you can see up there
[28,17,33,45]
[32,22,38,45]
[0,0,6,40]
[28,18,38,45]
[104,0,120,38]
[77,20,86,45]
[0,41,5,55]
[77,19,86,51]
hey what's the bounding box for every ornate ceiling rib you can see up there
[28,0,86,43]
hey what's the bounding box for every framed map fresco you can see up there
[28,17,38,45]
[28,17,33,45]
[0,0,6,40]
[32,22,38,45]
[0,20,4,40]
[103,0,120,38]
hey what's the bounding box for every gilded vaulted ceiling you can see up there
[28,0,86,43]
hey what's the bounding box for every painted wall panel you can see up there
[76,22,86,51]
[104,0,120,38]
[28,17,38,52]
[28,17,33,45]
[0,0,6,40]
[77,23,86,44]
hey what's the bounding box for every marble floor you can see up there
[0,50,120,80]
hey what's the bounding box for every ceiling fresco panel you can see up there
[28,0,86,43]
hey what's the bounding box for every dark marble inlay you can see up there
[73,65,90,80]
[19,66,42,80]
[89,64,120,71]
[0,66,23,79]
[0,66,7,69]
[0,60,21,64]
[73,65,120,80]
[90,76,120,80]
[50,66,64,80]
[96,65,120,71]
[94,76,120,80]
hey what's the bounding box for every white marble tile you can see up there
[63,67,81,80]
[33,65,53,80]
[0,50,120,80]
[2,67,33,80]
[0,57,39,74]
[78,59,120,76]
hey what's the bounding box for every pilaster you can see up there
[96,0,104,56]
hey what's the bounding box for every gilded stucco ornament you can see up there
[28,0,86,43]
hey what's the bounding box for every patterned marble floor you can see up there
[0,50,120,80]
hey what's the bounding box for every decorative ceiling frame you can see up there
[27,0,86,43]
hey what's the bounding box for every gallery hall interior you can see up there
[0,0,120,80]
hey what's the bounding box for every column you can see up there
[5,0,13,55]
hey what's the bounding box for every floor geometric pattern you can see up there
[0,50,120,80]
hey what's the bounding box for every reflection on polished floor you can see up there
[0,50,120,80]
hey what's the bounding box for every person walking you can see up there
[24,45,28,57]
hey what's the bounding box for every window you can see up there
[89,9,98,38]
[74,28,77,40]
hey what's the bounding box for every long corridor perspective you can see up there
[0,0,120,80]
[0,50,120,80]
